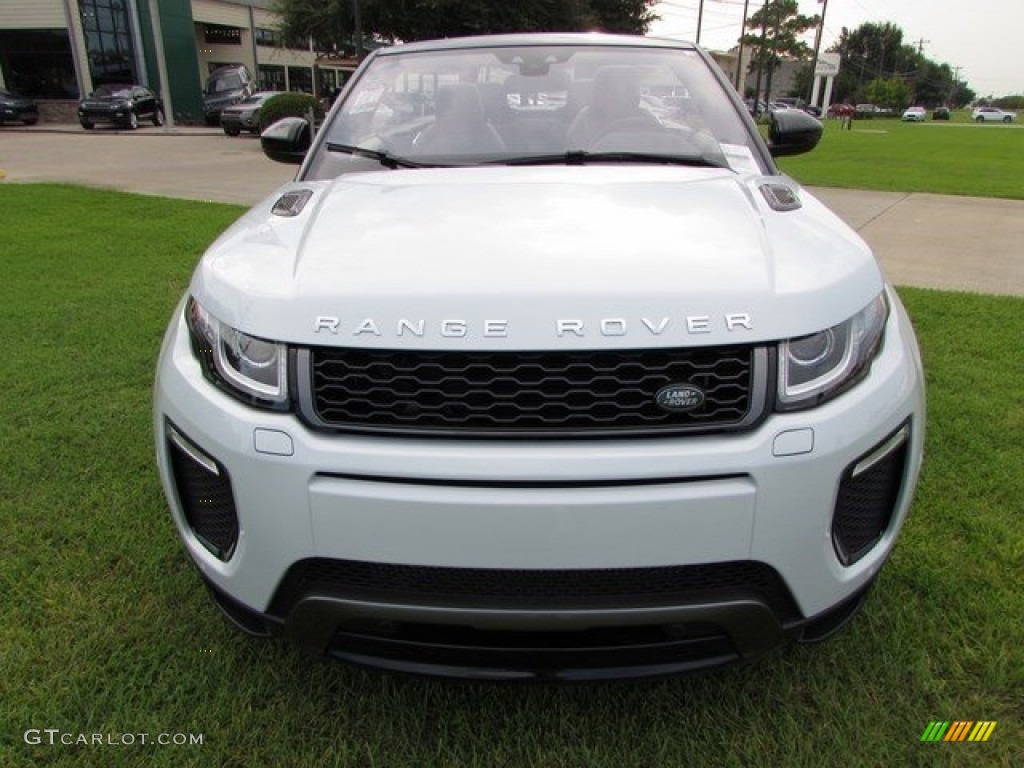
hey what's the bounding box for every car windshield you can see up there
[93,85,132,98]
[307,40,767,180]
[206,73,242,95]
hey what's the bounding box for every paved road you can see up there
[1,125,1021,296]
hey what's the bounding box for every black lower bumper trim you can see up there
[276,594,786,680]
[330,638,739,682]
[196,568,874,680]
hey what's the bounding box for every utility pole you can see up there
[764,0,783,106]
[949,65,963,107]
[696,0,705,45]
[915,37,930,55]
[735,0,751,92]
[753,1,771,113]
[352,0,363,58]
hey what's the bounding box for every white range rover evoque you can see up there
[154,33,925,680]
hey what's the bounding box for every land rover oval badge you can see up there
[655,383,705,413]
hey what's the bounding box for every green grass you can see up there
[1,184,1022,767]
[776,117,1024,199]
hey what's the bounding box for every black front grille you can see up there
[301,345,766,437]
[166,427,238,560]
[268,558,801,622]
[832,426,910,565]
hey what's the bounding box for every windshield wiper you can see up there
[489,150,728,169]
[325,142,431,169]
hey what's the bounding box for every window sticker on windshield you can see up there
[720,144,760,175]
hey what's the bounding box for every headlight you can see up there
[777,292,888,410]
[186,297,288,408]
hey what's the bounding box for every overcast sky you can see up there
[650,0,1022,96]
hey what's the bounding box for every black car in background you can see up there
[78,85,164,130]
[0,88,38,126]
[220,91,283,136]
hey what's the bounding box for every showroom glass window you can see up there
[0,29,78,99]
[287,66,313,94]
[259,65,285,92]
[79,0,138,86]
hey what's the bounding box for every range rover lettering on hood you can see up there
[313,314,753,339]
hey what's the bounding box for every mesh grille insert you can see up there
[303,345,764,437]
[269,558,801,621]
[833,432,909,565]
[167,429,238,560]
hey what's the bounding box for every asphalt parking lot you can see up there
[1,125,1021,296]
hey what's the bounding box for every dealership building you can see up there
[0,0,357,122]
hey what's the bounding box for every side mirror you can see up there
[261,117,311,165]
[768,109,823,157]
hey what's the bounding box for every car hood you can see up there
[191,165,884,349]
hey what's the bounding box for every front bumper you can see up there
[1,105,37,122]
[79,108,130,124]
[154,292,925,678]
[220,113,258,132]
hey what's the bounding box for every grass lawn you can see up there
[1,184,1022,767]
[776,117,1024,200]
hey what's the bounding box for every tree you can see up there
[950,82,975,109]
[274,0,658,56]
[830,22,904,103]
[829,21,968,107]
[585,0,658,33]
[740,0,818,109]
[863,77,910,109]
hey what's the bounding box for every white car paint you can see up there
[154,33,926,679]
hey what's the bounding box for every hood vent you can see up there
[758,182,802,212]
[272,188,313,217]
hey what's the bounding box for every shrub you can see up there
[259,92,324,132]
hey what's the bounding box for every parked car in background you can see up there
[971,106,1015,123]
[855,103,880,119]
[220,91,284,136]
[78,84,163,130]
[932,106,950,120]
[827,103,855,119]
[203,65,255,125]
[901,106,927,122]
[0,88,38,125]
[743,97,767,117]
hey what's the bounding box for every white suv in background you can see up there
[971,106,1015,123]
[154,34,926,680]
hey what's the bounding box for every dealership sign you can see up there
[815,53,841,77]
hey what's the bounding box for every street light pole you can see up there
[807,0,829,107]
